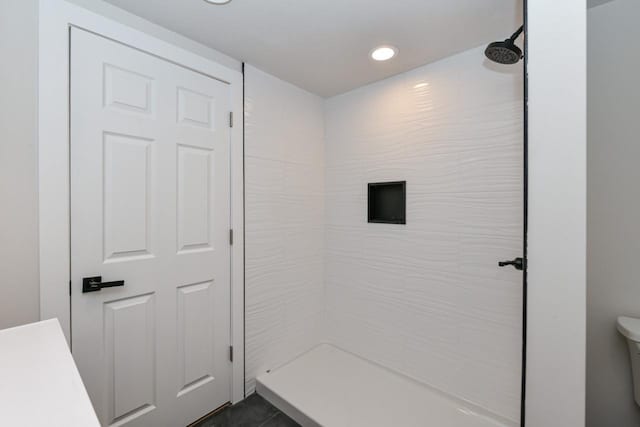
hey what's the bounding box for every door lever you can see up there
[498,257,524,271]
[82,276,125,293]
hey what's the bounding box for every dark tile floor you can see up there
[193,393,300,427]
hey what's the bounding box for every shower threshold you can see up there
[256,344,515,427]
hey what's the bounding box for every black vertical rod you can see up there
[521,0,529,425]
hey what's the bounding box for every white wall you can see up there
[244,65,326,393]
[65,0,240,72]
[0,0,240,332]
[587,1,640,425]
[323,46,524,423]
[0,0,40,330]
[526,0,587,425]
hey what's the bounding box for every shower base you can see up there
[256,344,515,427]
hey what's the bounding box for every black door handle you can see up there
[498,257,524,271]
[82,276,125,293]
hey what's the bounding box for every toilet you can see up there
[617,316,640,406]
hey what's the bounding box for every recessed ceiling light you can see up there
[204,0,232,4]
[370,45,397,61]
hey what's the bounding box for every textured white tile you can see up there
[244,66,324,165]
[245,229,286,271]
[324,46,524,422]
[244,65,325,394]
[245,156,286,195]
[245,45,523,423]
[283,227,324,261]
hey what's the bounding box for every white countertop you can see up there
[0,319,99,426]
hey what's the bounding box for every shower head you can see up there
[485,26,524,65]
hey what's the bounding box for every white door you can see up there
[70,28,232,427]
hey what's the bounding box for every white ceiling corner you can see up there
[102,0,523,97]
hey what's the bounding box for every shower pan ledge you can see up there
[256,344,515,427]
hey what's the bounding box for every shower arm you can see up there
[509,26,524,42]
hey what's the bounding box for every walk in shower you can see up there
[243,14,525,427]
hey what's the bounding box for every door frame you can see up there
[37,0,246,404]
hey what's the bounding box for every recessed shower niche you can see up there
[367,181,406,224]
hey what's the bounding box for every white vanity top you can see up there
[0,319,99,426]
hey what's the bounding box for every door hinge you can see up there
[69,280,72,296]
[229,345,234,362]
[229,229,233,245]
[229,111,234,128]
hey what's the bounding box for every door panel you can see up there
[177,88,215,128]
[176,281,215,395]
[104,294,156,423]
[71,28,232,427]
[103,132,154,261]
[103,64,155,116]
[177,145,214,253]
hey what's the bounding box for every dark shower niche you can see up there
[368,181,406,224]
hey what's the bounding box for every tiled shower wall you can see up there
[323,46,524,422]
[244,65,325,393]
[245,46,523,420]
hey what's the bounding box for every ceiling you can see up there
[588,0,616,7]
[102,0,523,97]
